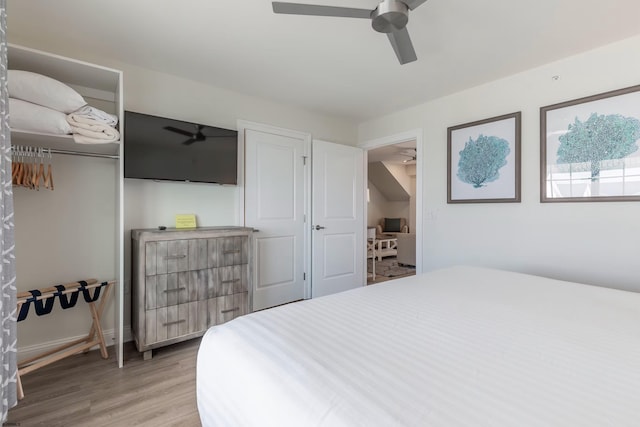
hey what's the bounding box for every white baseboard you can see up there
[18,325,133,363]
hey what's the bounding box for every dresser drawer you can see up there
[196,298,218,331]
[219,265,249,295]
[146,240,189,275]
[188,239,208,271]
[215,236,249,267]
[194,268,217,301]
[216,292,248,324]
[145,272,190,310]
[145,301,199,345]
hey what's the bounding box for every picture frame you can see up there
[541,84,640,202]
[447,112,521,203]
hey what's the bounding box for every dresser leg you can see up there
[143,350,153,361]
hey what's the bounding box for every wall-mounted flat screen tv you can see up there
[124,111,238,185]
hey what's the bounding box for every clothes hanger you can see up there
[10,146,54,191]
[30,147,38,189]
[36,148,45,191]
[26,147,35,189]
[43,148,53,191]
[17,147,27,187]
[11,146,21,185]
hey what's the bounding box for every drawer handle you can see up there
[163,287,187,293]
[162,319,186,326]
[164,255,187,260]
[221,279,240,284]
[223,250,240,254]
[221,307,240,314]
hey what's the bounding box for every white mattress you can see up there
[196,266,640,426]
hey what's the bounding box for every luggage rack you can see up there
[16,278,114,400]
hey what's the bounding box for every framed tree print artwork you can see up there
[541,85,640,202]
[447,112,521,203]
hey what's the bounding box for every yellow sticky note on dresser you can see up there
[175,214,197,229]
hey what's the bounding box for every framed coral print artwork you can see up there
[541,85,640,202]
[447,112,521,203]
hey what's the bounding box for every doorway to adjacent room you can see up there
[360,130,423,285]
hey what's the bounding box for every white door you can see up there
[245,128,309,311]
[311,140,365,298]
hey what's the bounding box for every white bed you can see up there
[196,266,640,426]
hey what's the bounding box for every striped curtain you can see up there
[0,0,18,421]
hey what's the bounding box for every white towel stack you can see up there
[66,105,120,144]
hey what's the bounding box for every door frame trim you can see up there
[237,120,313,299]
[358,129,424,278]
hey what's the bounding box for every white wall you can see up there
[359,34,640,292]
[367,182,388,227]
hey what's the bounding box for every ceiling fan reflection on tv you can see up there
[272,0,429,65]
[163,124,233,145]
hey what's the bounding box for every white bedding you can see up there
[196,266,640,426]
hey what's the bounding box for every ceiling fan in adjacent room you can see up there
[272,0,429,65]
[163,124,231,145]
[400,148,417,163]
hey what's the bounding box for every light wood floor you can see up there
[5,340,202,427]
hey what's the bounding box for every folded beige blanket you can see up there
[66,114,120,144]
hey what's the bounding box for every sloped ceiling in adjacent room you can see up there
[369,162,410,201]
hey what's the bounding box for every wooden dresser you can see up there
[131,227,253,359]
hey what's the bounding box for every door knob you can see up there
[314,225,326,230]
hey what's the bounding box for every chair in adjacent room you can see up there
[375,217,409,237]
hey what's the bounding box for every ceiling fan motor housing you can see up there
[372,0,409,33]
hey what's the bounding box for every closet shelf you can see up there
[11,130,119,156]
[8,43,122,158]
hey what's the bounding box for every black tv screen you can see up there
[124,111,238,184]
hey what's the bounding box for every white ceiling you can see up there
[7,0,640,123]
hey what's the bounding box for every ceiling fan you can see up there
[163,124,226,145]
[272,0,429,65]
[400,148,416,163]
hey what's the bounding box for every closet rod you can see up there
[48,148,119,160]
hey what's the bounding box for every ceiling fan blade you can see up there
[402,0,429,10]
[182,138,198,145]
[387,27,417,64]
[164,126,194,138]
[272,2,372,19]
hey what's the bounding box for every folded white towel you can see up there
[71,132,120,144]
[67,114,120,144]
[69,105,118,127]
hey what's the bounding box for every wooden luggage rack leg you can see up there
[15,279,114,400]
